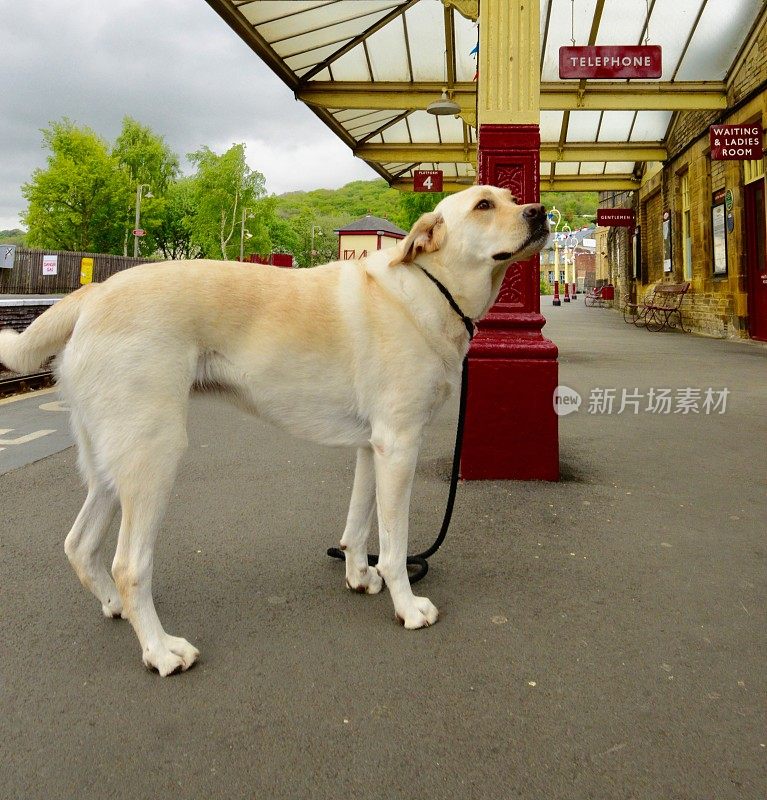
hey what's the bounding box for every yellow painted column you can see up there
[478,0,540,126]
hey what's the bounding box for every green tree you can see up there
[264,211,301,259]
[22,119,130,253]
[113,117,180,256]
[187,144,266,259]
[541,191,597,230]
[153,177,201,260]
[398,190,447,229]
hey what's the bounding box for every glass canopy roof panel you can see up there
[597,111,637,142]
[334,108,393,125]
[285,42,351,74]
[434,114,465,143]
[674,0,763,81]
[268,13,396,65]
[594,2,646,46]
[365,16,411,81]
[344,110,407,138]
[246,2,399,42]
[453,13,480,82]
[540,0,596,82]
[540,111,564,141]
[329,45,372,81]
[630,111,673,141]
[554,162,580,175]
[566,111,602,141]
[642,0,701,81]
[380,117,414,144]
[402,2,448,82]
[406,110,443,142]
[603,161,636,174]
[579,161,608,174]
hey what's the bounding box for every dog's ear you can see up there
[389,211,446,266]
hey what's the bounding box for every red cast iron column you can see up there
[460,124,559,480]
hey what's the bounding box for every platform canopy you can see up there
[205,0,765,192]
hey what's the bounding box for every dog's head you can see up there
[391,185,549,268]
[389,185,549,317]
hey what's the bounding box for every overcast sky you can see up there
[0,0,379,230]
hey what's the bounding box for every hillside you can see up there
[273,180,596,233]
[0,229,26,246]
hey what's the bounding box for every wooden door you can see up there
[745,179,767,341]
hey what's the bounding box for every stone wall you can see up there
[603,13,767,339]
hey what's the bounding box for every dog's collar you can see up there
[414,264,475,341]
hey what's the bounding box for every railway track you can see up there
[0,370,54,398]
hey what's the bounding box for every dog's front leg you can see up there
[339,446,384,594]
[372,428,438,629]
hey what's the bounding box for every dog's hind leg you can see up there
[64,417,122,618]
[339,446,383,594]
[110,420,199,676]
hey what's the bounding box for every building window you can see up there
[681,172,692,281]
[744,158,765,185]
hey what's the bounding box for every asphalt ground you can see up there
[0,389,72,475]
[1,299,765,799]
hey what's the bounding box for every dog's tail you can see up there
[0,283,101,374]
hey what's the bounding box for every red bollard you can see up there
[563,281,571,303]
[552,280,561,306]
[572,281,578,298]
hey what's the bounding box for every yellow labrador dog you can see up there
[0,185,548,675]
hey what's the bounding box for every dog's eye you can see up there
[475,199,494,211]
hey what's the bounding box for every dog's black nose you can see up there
[523,204,547,222]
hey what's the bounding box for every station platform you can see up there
[1,299,765,799]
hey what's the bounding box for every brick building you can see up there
[599,15,767,340]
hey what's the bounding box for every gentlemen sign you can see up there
[559,46,662,79]
[597,208,635,227]
[709,124,763,160]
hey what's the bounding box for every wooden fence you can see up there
[0,248,154,294]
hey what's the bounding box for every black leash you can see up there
[327,266,472,584]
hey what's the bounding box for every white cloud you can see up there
[237,138,379,195]
[0,0,383,230]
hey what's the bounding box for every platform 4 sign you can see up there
[413,170,443,192]
[709,124,763,160]
[597,208,635,227]
[559,46,662,79]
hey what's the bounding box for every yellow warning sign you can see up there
[80,257,94,285]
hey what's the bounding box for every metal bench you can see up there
[623,282,690,332]
[584,284,614,308]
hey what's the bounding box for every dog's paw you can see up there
[142,635,199,676]
[345,565,384,595]
[395,596,439,629]
[101,596,124,619]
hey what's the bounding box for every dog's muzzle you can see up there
[493,204,550,261]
